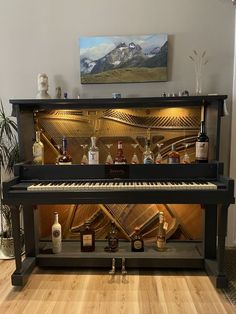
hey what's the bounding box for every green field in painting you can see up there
[81,67,167,84]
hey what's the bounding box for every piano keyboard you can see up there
[27,181,218,192]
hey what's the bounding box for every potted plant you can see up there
[0,99,20,257]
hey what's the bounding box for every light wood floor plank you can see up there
[0,261,235,314]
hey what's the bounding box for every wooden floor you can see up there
[0,260,235,314]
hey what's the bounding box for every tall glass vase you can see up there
[195,70,202,96]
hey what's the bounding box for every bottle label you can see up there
[52,229,61,238]
[82,234,92,246]
[88,151,99,164]
[58,162,72,165]
[168,157,180,164]
[196,142,208,160]
[108,237,118,249]
[144,157,154,164]
[157,236,166,250]
[33,146,43,164]
[133,240,143,250]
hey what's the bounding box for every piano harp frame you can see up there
[3,95,235,289]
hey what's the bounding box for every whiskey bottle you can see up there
[52,212,62,254]
[105,221,119,252]
[32,130,44,165]
[156,211,168,251]
[57,136,72,165]
[195,121,209,163]
[114,141,127,164]
[131,227,144,252]
[80,220,95,252]
[167,144,180,164]
[88,136,99,164]
[143,139,154,164]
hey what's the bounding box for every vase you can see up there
[195,70,202,95]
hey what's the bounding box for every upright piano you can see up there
[2,95,235,288]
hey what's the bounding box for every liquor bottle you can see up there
[195,121,209,163]
[114,141,127,164]
[105,221,119,252]
[88,136,99,164]
[143,139,154,164]
[155,143,163,164]
[131,227,144,252]
[80,220,95,252]
[167,144,180,164]
[52,212,62,254]
[156,211,168,251]
[57,136,72,165]
[32,130,44,165]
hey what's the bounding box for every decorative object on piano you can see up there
[55,86,62,99]
[131,227,144,252]
[80,144,89,165]
[51,212,62,254]
[131,144,140,164]
[80,220,95,252]
[88,136,99,164]
[57,136,72,165]
[104,221,119,252]
[143,139,154,164]
[181,90,189,96]
[155,143,163,164]
[114,141,127,164]
[105,144,113,165]
[156,211,168,251]
[32,130,44,165]
[167,144,180,164]
[36,73,51,99]
[79,34,168,84]
[189,50,208,96]
[182,143,191,164]
[112,93,121,99]
[64,92,68,99]
[195,121,209,163]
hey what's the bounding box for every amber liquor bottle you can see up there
[57,136,72,165]
[105,221,119,252]
[80,220,95,252]
[156,211,168,251]
[195,121,209,163]
[131,227,144,252]
[167,144,180,164]
[114,141,127,164]
[32,130,44,165]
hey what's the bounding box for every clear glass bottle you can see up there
[131,227,144,252]
[105,221,119,252]
[143,139,154,164]
[52,212,62,254]
[32,130,44,165]
[195,121,209,163]
[105,144,113,164]
[167,144,180,164]
[156,211,168,251]
[182,143,191,164]
[114,141,127,164]
[88,136,99,165]
[57,137,72,165]
[155,143,163,164]
[131,143,140,164]
[80,220,95,252]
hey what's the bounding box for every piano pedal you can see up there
[109,257,116,275]
[121,257,127,276]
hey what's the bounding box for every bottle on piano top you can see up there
[143,139,154,164]
[156,211,168,251]
[88,136,99,165]
[195,121,209,163]
[52,212,62,254]
[57,136,72,165]
[114,141,127,164]
[80,220,95,252]
[32,130,44,165]
[167,144,180,164]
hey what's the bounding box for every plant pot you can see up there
[1,237,14,257]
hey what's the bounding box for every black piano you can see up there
[2,95,235,288]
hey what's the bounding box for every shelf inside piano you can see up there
[37,241,204,269]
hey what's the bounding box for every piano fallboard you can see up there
[3,163,234,205]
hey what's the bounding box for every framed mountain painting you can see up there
[79,34,168,84]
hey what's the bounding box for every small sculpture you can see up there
[55,86,62,99]
[36,73,51,99]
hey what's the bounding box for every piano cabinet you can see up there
[3,95,235,288]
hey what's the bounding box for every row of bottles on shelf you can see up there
[33,121,209,165]
[51,211,168,254]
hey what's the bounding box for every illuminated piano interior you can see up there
[35,105,203,242]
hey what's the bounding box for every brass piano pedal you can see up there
[109,257,116,275]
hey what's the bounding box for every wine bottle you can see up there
[80,220,95,252]
[131,227,144,252]
[167,144,180,164]
[32,130,44,165]
[105,221,119,252]
[52,212,62,254]
[195,121,209,163]
[88,136,99,164]
[143,139,154,164]
[114,141,127,164]
[57,136,72,165]
[156,211,168,251]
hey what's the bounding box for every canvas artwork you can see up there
[79,34,168,84]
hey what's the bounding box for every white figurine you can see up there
[36,73,51,99]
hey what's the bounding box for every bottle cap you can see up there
[134,226,140,232]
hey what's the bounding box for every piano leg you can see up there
[10,204,36,286]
